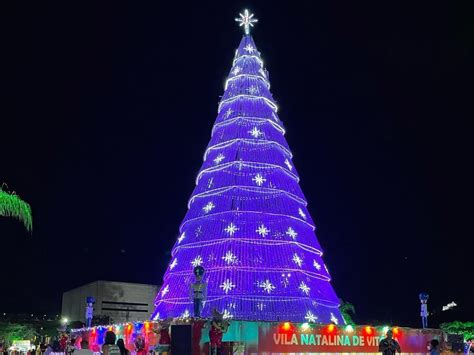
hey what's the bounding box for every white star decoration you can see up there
[161,285,169,297]
[256,224,270,237]
[232,66,241,75]
[177,232,185,244]
[252,173,266,186]
[224,223,239,236]
[235,9,258,35]
[286,227,298,239]
[298,208,307,219]
[191,255,203,267]
[213,153,225,164]
[330,313,339,324]
[313,260,322,270]
[181,309,190,319]
[248,126,262,138]
[259,279,276,294]
[169,258,178,270]
[248,86,258,95]
[203,201,215,213]
[305,311,317,323]
[220,279,236,294]
[222,251,238,264]
[292,253,303,267]
[299,281,311,295]
[243,44,256,53]
[284,159,293,171]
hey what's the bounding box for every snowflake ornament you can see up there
[248,127,262,138]
[330,313,339,324]
[207,178,214,189]
[177,232,186,244]
[232,66,241,75]
[220,279,236,294]
[161,285,169,297]
[194,225,203,237]
[313,260,322,270]
[224,108,233,119]
[286,227,298,239]
[213,153,225,164]
[222,251,238,265]
[281,273,291,287]
[256,224,270,237]
[305,310,318,323]
[243,44,256,53]
[224,223,239,236]
[292,253,303,267]
[299,281,311,295]
[203,201,215,213]
[298,208,307,219]
[259,279,276,294]
[191,255,203,268]
[248,86,258,95]
[252,173,266,186]
[284,159,293,171]
[169,258,178,270]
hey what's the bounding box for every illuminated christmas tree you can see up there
[152,11,343,323]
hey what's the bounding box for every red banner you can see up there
[258,324,443,353]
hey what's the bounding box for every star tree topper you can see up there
[235,9,258,35]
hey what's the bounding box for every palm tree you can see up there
[0,185,32,231]
[339,299,356,325]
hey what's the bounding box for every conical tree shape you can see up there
[152,34,343,323]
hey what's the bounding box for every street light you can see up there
[61,317,69,325]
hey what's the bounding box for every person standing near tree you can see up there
[379,330,401,355]
[101,332,120,355]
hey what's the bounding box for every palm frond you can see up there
[0,188,33,231]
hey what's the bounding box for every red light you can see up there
[91,328,96,334]
[282,322,291,331]
[327,324,336,333]
[365,326,373,335]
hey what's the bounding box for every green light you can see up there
[382,326,389,334]
[345,325,354,332]
[0,187,32,231]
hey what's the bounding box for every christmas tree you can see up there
[152,11,343,324]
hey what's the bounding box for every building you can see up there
[62,280,158,324]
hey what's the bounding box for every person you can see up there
[116,339,128,355]
[51,340,63,355]
[73,341,93,355]
[134,336,146,355]
[429,339,440,355]
[102,332,120,355]
[379,329,401,355]
[153,318,171,355]
[209,309,230,355]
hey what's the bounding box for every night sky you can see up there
[2,1,472,327]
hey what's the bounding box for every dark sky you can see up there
[2,1,472,327]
